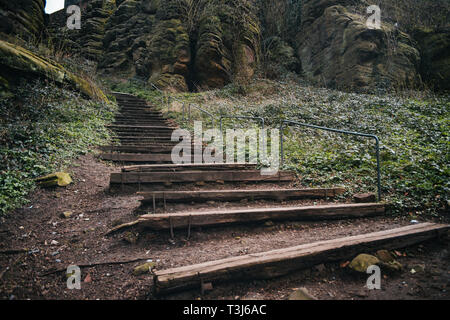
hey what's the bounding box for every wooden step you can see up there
[108,125,177,130]
[154,223,449,295]
[138,187,346,204]
[99,145,183,154]
[100,153,174,163]
[112,121,170,126]
[134,203,385,230]
[110,170,296,183]
[115,137,175,141]
[122,163,257,172]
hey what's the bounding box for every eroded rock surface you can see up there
[297,3,422,92]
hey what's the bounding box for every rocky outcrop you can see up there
[41,0,447,92]
[413,27,450,91]
[194,1,260,89]
[98,0,260,91]
[0,40,108,101]
[78,0,116,61]
[0,0,46,39]
[297,4,422,92]
[46,0,116,62]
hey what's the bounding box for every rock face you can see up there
[37,0,449,92]
[0,0,46,39]
[297,3,422,92]
[413,27,450,91]
[47,0,116,62]
[98,0,260,91]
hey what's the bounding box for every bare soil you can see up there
[0,154,448,300]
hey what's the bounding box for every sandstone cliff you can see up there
[1,0,449,92]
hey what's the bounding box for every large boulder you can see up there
[0,0,46,39]
[296,4,422,92]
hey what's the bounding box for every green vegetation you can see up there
[110,78,449,219]
[0,79,117,215]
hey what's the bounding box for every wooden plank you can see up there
[110,170,296,183]
[108,125,177,130]
[123,163,257,172]
[100,153,174,162]
[99,145,183,153]
[135,203,385,230]
[138,188,346,203]
[154,223,449,294]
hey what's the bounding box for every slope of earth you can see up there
[0,154,448,300]
[1,78,449,300]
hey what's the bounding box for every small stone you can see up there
[353,193,376,203]
[196,181,206,186]
[376,250,395,263]
[50,240,59,246]
[61,211,73,219]
[380,260,403,272]
[133,262,156,276]
[124,232,138,244]
[264,221,274,227]
[411,264,425,273]
[289,288,317,300]
[349,254,380,273]
[315,264,326,273]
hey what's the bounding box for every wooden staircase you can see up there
[103,92,449,297]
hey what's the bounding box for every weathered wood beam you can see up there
[154,223,449,295]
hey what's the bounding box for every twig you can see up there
[39,257,151,277]
[104,220,140,236]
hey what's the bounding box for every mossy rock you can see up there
[133,262,156,276]
[349,254,380,273]
[36,172,73,188]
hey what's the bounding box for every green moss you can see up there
[0,40,108,102]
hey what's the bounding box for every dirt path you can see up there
[0,154,448,300]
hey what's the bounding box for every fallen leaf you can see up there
[84,274,92,283]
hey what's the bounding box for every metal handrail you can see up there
[219,115,265,133]
[280,120,382,201]
[188,103,215,128]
